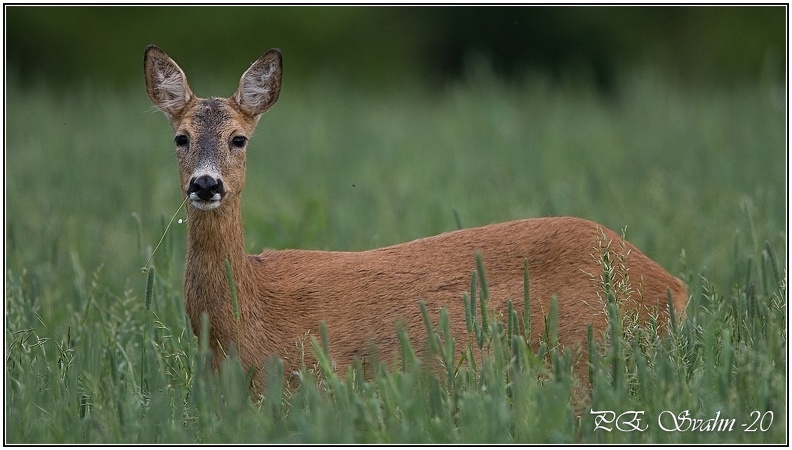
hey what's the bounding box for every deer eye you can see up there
[231,136,248,148]
[174,135,189,147]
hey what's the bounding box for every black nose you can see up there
[188,175,225,200]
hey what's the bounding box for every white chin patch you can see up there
[189,193,222,210]
[191,200,221,210]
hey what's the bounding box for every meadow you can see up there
[5,63,786,443]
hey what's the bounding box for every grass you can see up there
[5,63,786,443]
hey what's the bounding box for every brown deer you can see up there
[143,45,687,387]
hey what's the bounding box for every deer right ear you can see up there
[234,49,282,118]
[144,45,193,118]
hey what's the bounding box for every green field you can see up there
[5,64,786,443]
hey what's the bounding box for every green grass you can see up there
[5,65,786,443]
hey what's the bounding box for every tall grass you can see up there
[5,64,786,443]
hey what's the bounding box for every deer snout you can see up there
[187,175,226,210]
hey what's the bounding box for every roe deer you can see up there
[144,45,687,387]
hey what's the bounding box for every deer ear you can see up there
[234,49,282,118]
[144,45,193,118]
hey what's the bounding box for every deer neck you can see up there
[183,195,254,343]
[185,197,247,265]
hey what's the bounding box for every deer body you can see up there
[144,45,687,384]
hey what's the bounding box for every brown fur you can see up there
[144,45,688,387]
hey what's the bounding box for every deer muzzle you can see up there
[187,174,225,210]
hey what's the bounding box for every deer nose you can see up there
[188,175,225,201]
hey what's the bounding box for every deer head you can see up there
[144,45,282,211]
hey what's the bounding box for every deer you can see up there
[143,44,688,389]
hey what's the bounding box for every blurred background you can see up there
[5,5,787,291]
[6,5,786,90]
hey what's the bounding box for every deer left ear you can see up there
[234,49,282,118]
[144,45,194,118]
